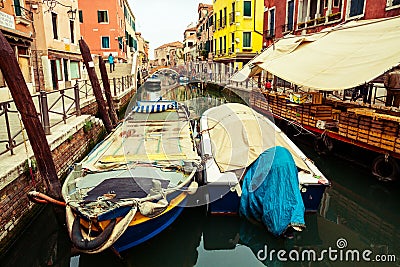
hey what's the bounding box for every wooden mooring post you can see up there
[79,39,113,133]
[99,57,119,126]
[0,31,62,201]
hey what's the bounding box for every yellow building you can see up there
[212,0,264,70]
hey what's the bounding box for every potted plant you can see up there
[316,17,326,24]
[298,22,306,29]
[328,12,341,21]
[306,19,315,27]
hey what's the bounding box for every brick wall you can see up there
[0,118,105,254]
[0,85,135,254]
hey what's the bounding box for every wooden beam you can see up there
[0,31,62,200]
[78,39,113,133]
[99,57,119,126]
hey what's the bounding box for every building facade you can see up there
[212,0,264,70]
[34,0,82,91]
[154,41,184,67]
[0,0,34,97]
[78,0,128,62]
[183,26,197,63]
[196,3,214,61]
[123,2,138,66]
[263,0,400,48]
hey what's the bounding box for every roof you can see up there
[155,41,184,50]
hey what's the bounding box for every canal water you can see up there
[1,84,399,266]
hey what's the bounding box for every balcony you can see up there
[13,5,33,26]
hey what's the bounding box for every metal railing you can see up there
[0,75,134,156]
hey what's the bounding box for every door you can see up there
[50,60,58,90]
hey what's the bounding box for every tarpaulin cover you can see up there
[239,146,305,236]
[205,103,308,172]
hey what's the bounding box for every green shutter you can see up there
[244,1,251,17]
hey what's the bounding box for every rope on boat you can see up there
[27,191,66,207]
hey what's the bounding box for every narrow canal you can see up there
[1,84,399,266]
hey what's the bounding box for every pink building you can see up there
[263,0,400,48]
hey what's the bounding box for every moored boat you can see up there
[199,103,330,235]
[62,99,201,254]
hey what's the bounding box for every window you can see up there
[223,7,227,26]
[269,8,275,36]
[78,10,83,23]
[98,10,109,23]
[231,32,235,52]
[63,59,69,81]
[219,36,222,54]
[219,10,222,28]
[287,0,294,31]
[118,37,123,50]
[333,0,341,7]
[223,36,226,53]
[388,0,400,6]
[244,1,252,17]
[349,0,364,17]
[70,20,75,44]
[13,0,22,16]
[51,12,58,39]
[101,36,110,48]
[70,61,80,79]
[55,59,63,81]
[243,32,251,48]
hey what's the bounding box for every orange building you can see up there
[0,0,34,95]
[78,0,131,61]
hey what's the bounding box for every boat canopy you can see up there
[230,16,400,91]
[203,103,308,172]
[83,113,200,171]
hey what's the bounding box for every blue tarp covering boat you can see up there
[239,146,305,236]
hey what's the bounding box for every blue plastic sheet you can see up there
[239,146,305,236]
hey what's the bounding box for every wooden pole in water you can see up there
[0,31,62,200]
[99,57,119,126]
[79,39,113,133]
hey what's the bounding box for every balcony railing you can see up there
[0,75,134,156]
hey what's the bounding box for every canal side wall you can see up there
[0,85,136,255]
[0,116,105,255]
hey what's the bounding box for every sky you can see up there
[129,0,212,59]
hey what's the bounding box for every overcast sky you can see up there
[129,0,212,59]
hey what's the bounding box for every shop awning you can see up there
[230,16,400,91]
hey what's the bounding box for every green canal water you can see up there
[1,85,400,266]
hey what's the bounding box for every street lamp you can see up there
[67,8,76,20]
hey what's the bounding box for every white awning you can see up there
[231,16,400,91]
